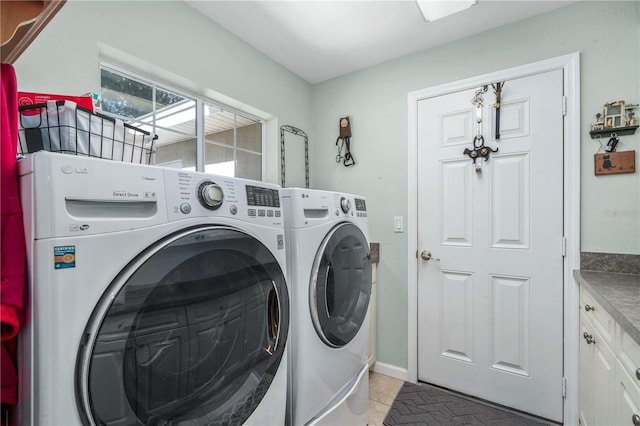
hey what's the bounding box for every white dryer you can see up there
[16,151,290,425]
[282,188,371,426]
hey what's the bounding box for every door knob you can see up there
[420,251,439,261]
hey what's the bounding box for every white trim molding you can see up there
[371,361,410,383]
[406,52,580,426]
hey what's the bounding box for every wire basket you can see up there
[18,100,157,164]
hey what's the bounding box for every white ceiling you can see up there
[184,0,576,84]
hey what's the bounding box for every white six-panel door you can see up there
[417,70,564,422]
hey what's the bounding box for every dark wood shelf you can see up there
[590,125,638,139]
[1,1,66,64]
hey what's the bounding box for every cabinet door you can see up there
[616,361,640,426]
[581,286,615,345]
[580,312,616,425]
[579,315,594,426]
[591,327,617,425]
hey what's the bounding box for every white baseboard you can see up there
[371,361,410,382]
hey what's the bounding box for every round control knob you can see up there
[340,197,351,214]
[179,203,192,214]
[197,181,224,210]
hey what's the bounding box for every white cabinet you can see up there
[579,286,640,426]
[616,361,640,426]
[579,311,616,425]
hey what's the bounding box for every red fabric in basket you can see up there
[1,63,27,406]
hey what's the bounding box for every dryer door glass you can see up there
[310,222,372,347]
[77,226,289,426]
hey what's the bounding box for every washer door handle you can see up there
[265,280,281,355]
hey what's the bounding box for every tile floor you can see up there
[368,371,404,426]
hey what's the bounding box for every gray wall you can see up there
[15,1,640,371]
[14,0,313,186]
[310,1,640,368]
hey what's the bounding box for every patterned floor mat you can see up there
[383,382,554,426]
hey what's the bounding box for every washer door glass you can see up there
[77,227,289,425]
[310,222,371,347]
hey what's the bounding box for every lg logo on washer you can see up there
[61,165,88,174]
[69,224,90,232]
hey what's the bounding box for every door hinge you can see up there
[562,376,567,398]
[562,96,567,116]
[562,236,567,257]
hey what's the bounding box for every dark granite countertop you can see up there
[574,270,640,346]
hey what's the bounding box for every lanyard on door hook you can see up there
[492,82,505,140]
[463,85,498,169]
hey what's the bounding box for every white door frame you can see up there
[406,52,580,425]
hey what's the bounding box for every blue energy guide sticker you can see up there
[54,246,76,269]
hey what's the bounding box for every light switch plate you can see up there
[394,216,404,233]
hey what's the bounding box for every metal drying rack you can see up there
[280,125,309,188]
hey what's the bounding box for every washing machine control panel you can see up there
[197,180,224,210]
[246,185,280,208]
[164,168,283,225]
[340,197,351,214]
[245,185,282,219]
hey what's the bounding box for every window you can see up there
[100,64,263,180]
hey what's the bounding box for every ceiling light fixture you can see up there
[416,0,477,22]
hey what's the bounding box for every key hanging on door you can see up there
[492,82,505,140]
[463,86,498,164]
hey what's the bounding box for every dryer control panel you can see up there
[332,193,367,219]
[282,188,368,229]
[353,197,367,218]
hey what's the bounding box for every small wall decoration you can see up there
[604,101,625,128]
[590,100,638,134]
[594,150,635,175]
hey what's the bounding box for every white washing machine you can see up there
[282,188,371,426]
[16,151,290,425]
